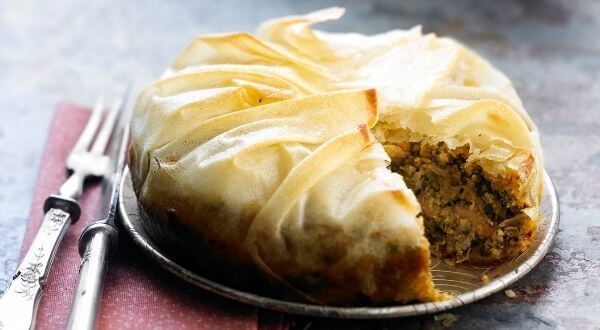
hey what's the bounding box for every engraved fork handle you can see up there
[0,196,80,330]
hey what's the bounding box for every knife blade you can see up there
[66,87,132,330]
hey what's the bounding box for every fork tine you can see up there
[90,98,122,155]
[72,97,105,153]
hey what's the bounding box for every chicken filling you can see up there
[384,141,533,263]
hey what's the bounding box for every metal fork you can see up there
[0,96,124,330]
[61,97,122,199]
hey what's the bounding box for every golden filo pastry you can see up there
[129,8,543,305]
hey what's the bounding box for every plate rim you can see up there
[118,167,559,319]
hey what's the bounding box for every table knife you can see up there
[66,92,131,330]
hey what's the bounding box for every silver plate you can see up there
[119,168,559,319]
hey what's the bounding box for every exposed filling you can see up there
[383,140,534,264]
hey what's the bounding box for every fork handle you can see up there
[0,196,80,330]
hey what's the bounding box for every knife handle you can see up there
[0,196,80,330]
[66,223,118,330]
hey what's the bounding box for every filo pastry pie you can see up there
[129,8,543,305]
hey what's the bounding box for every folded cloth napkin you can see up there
[20,103,259,329]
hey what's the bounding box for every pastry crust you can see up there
[129,8,542,305]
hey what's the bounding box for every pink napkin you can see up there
[20,103,259,329]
